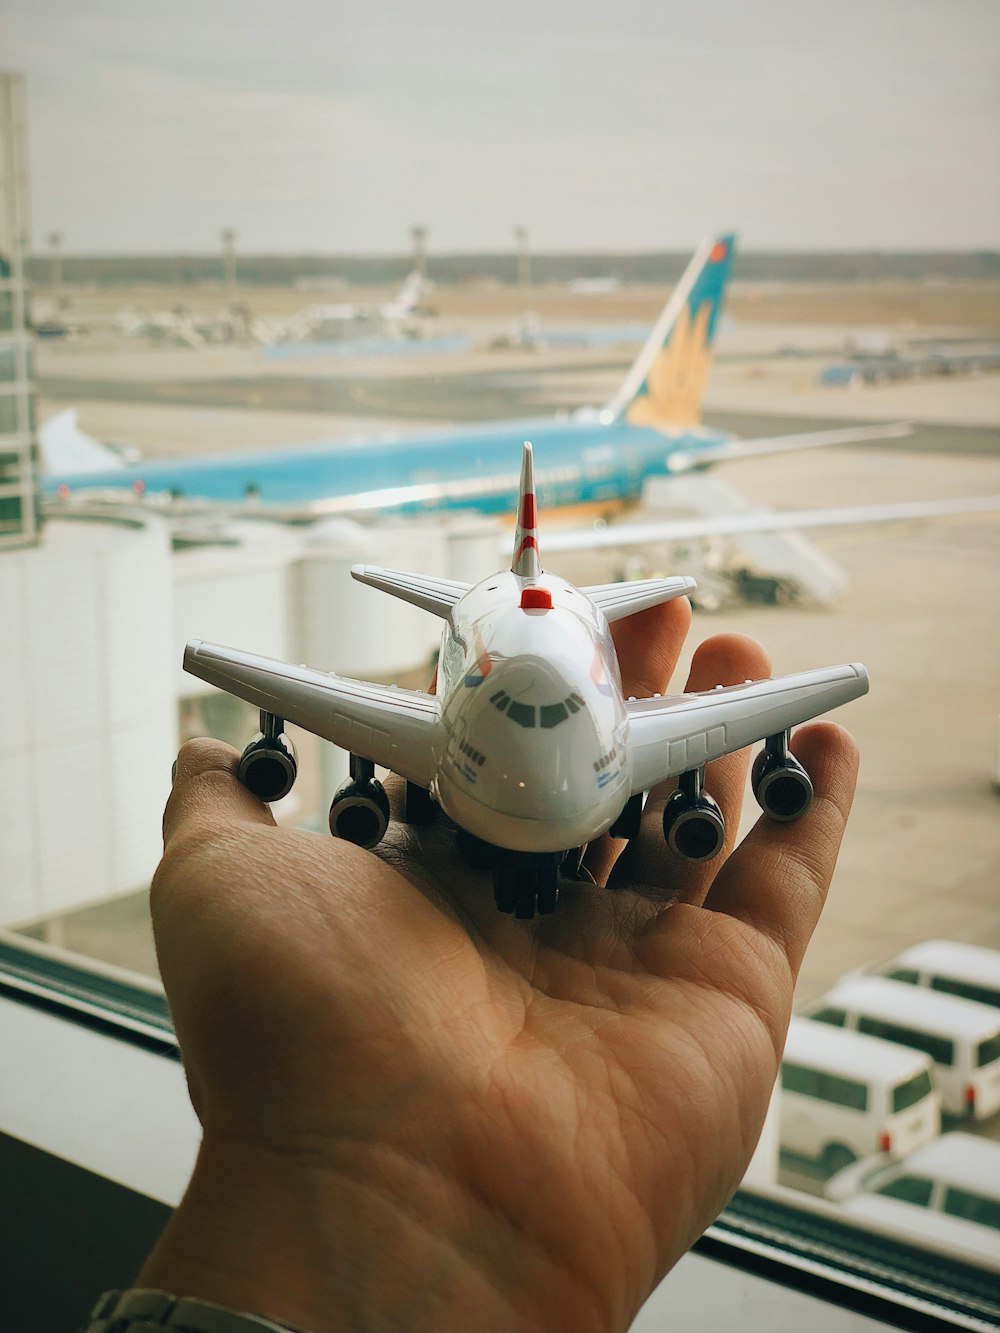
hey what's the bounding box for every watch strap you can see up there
[80,1288,306,1333]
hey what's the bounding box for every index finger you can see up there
[163,736,276,851]
[701,722,860,978]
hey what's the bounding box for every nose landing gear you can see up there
[493,854,562,918]
[454,837,583,918]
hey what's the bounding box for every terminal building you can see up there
[0,72,39,550]
[0,71,171,933]
[0,69,503,941]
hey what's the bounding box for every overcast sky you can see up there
[2,0,998,253]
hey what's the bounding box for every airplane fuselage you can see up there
[433,568,630,852]
[45,414,726,516]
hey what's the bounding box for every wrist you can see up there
[139,1131,601,1333]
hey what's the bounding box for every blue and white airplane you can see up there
[42,235,912,520]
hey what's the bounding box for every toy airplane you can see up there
[184,443,869,918]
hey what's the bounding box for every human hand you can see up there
[142,598,859,1333]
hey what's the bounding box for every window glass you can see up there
[976,1033,1000,1068]
[856,1017,955,1068]
[506,700,536,728]
[539,702,569,728]
[887,967,919,984]
[0,393,18,433]
[932,976,1000,1008]
[3,10,1000,1314]
[0,449,23,484]
[942,1188,1000,1232]
[0,493,23,529]
[878,1175,934,1208]
[810,1008,846,1027]
[818,1072,867,1112]
[780,1062,819,1097]
[891,1070,933,1114]
[779,1063,867,1110]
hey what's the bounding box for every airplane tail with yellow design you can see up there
[605,234,735,432]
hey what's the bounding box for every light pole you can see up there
[47,230,62,294]
[514,225,531,294]
[220,227,237,304]
[410,225,427,279]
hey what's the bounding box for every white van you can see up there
[835,1133,1000,1272]
[806,976,1000,1119]
[779,1017,940,1173]
[875,939,1000,1011]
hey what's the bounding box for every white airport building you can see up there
[1,503,504,931]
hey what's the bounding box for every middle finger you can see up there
[606,632,771,902]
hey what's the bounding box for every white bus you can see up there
[779,1017,940,1174]
[875,939,1000,1011]
[806,976,1000,1119]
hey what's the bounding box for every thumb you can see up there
[163,736,276,852]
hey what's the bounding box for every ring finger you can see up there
[606,632,771,904]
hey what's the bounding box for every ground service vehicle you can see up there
[876,939,1000,1011]
[780,1016,940,1174]
[807,977,1000,1120]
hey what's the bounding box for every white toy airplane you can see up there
[184,443,869,917]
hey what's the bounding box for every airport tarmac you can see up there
[27,312,1000,1016]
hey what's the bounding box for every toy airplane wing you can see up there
[626,664,867,795]
[351,564,471,618]
[184,640,441,785]
[543,494,1000,556]
[581,575,696,622]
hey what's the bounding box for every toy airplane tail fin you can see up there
[511,442,542,579]
[605,233,735,431]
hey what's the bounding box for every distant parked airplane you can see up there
[254,270,433,346]
[41,235,911,517]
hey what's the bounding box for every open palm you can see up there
[146,598,859,1333]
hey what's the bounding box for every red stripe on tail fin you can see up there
[511,442,542,579]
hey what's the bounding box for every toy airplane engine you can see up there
[184,443,869,918]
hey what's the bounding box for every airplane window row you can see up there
[458,738,486,767]
[489,689,587,729]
